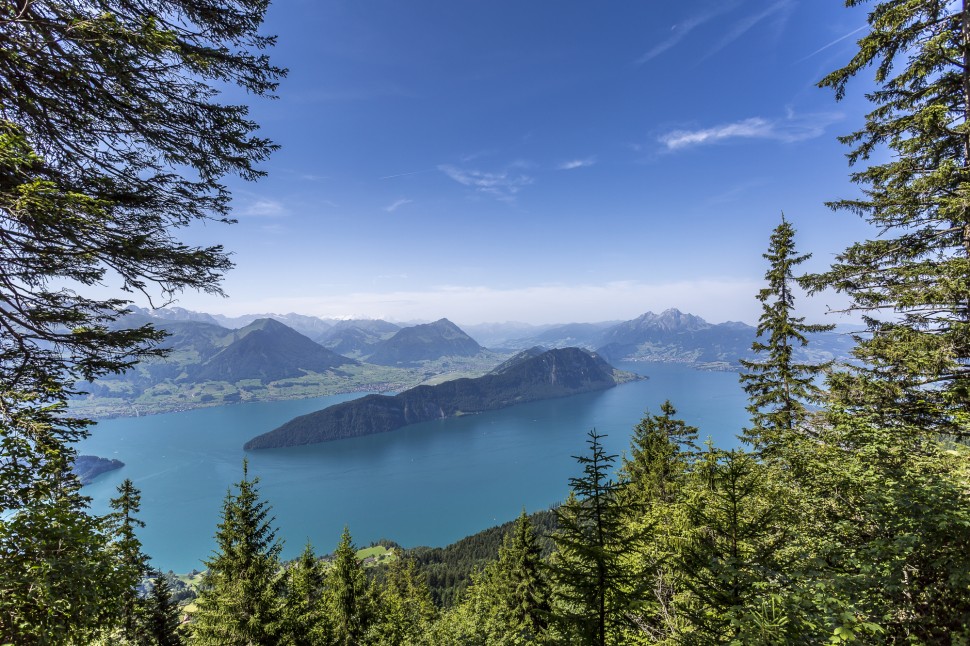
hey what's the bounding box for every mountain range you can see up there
[77,305,856,417]
[244,347,632,449]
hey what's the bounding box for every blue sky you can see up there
[173,0,877,326]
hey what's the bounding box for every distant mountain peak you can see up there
[366,319,482,366]
[629,309,709,332]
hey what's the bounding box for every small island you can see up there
[73,455,125,485]
[245,347,641,449]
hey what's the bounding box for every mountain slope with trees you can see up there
[193,318,358,384]
[365,318,484,366]
[244,347,628,449]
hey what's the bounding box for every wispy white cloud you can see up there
[384,198,412,213]
[459,149,497,163]
[237,198,287,218]
[659,110,842,150]
[796,24,868,63]
[703,0,794,60]
[379,169,434,180]
[705,179,770,205]
[438,164,534,201]
[558,156,597,170]
[636,2,741,64]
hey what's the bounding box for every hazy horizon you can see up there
[122,1,871,328]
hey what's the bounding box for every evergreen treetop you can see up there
[804,0,970,435]
[191,460,284,645]
[740,216,833,456]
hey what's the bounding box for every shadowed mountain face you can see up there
[365,318,483,366]
[244,347,620,449]
[72,455,124,485]
[194,318,357,384]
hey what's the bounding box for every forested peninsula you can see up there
[245,347,635,449]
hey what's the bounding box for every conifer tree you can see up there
[326,527,373,646]
[492,510,552,643]
[740,217,833,457]
[621,400,698,506]
[191,461,284,645]
[281,542,332,646]
[0,1,281,636]
[368,554,436,645]
[0,479,117,643]
[619,402,698,643]
[802,0,970,435]
[107,478,152,643]
[145,572,185,646]
[677,448,793,644]
[550,430,639,646]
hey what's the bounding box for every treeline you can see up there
[64,319,970,643]
[4,0,970,643]
[408,509,558,607]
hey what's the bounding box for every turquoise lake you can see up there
[78,362,748,572]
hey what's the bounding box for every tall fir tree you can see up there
[550,430,640,646]
[0,0,281,637]
[491,510,553,643]
[191,460,284,645]
[367,554,436,645]
[281,542,332,646]
[676,448,795,644]
[802,0,970,436]
[145,571,185,646]
[619,402,698,643]
[326,527,373,646]
[621,400,698,506]
[106,478,152,643]
[740,217,833,458]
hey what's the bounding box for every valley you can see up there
[70,306,856,419]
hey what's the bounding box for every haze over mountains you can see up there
[75,305,854,418]
[127,304,855,369]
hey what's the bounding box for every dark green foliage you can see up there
[739,217,833,457]
[0,484,119,644]
[622,400,698,506]
[327,527,373,646]
[550,430,640,646]
[246,347,619,449]
[146,572,185,646]
[194,319,357,384]
[422,512,551,645]
[803,0,970,436]
[367,556,437,645]
[191,461,284,645]
[107,479,152,642]
[365,318,482,366]
[0,0,280,639]
[409,510,558,608]
[618,403,698,643]
[281,542,331,646]
[796,413,970,643]
[72,455,125,485]
[676,448,794,644]
[491,510,553,642]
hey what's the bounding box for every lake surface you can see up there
[79,362,749,572]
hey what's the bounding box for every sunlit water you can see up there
[78,362,748,572]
